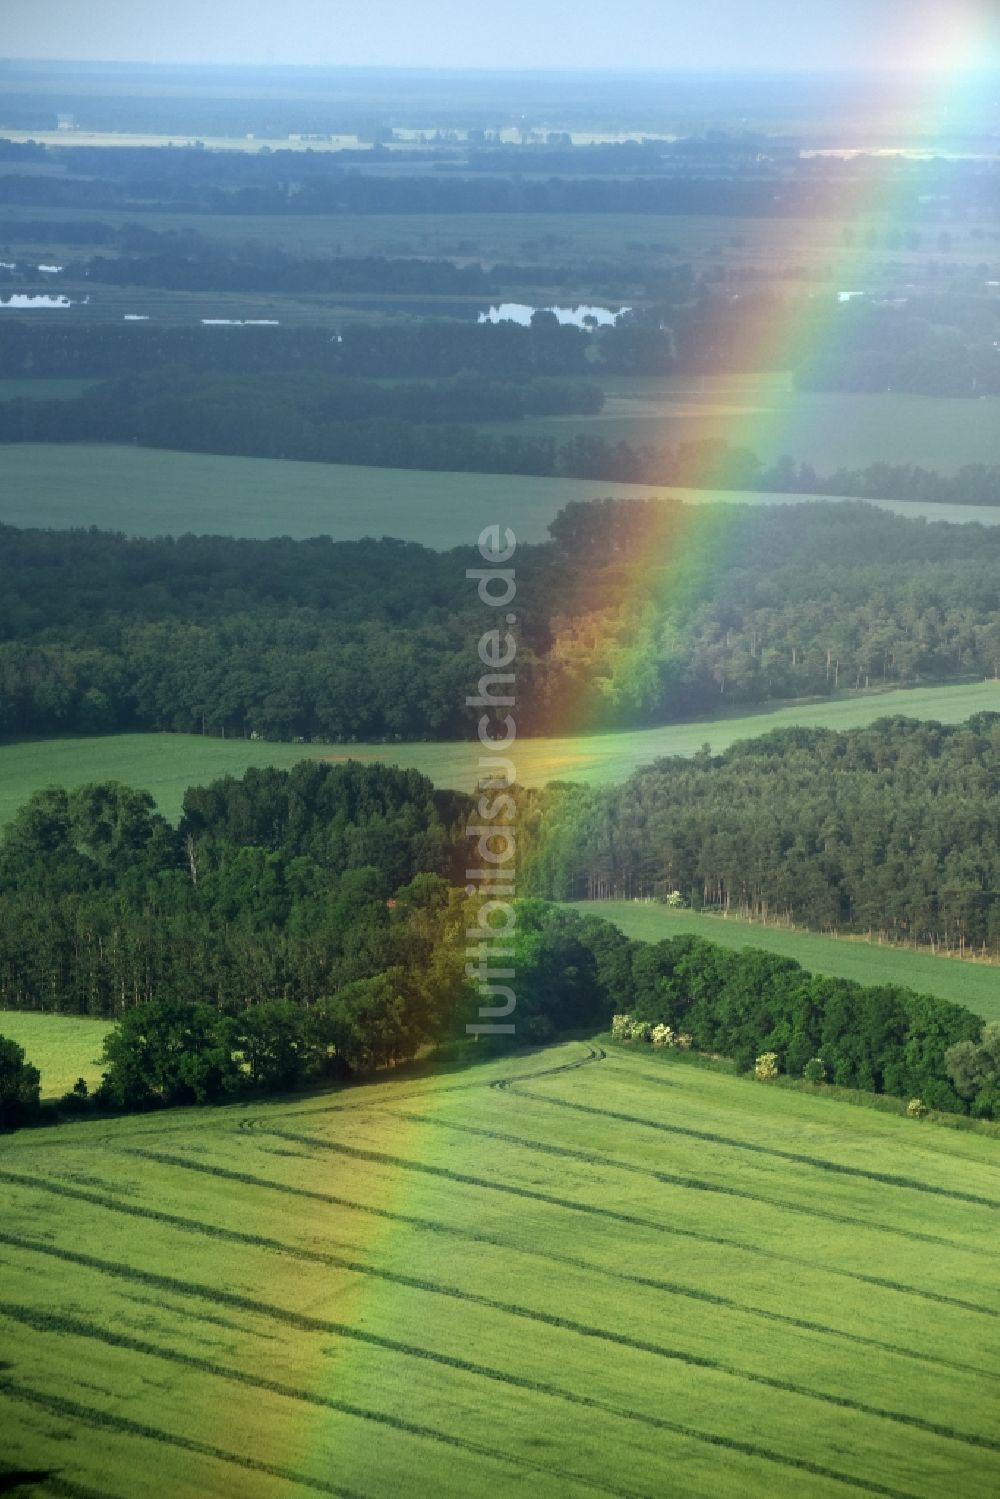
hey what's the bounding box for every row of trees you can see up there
[3,891,995,1123]
[0,369,604,455]
[8,357,1000,500]
[1,499,998,740]
[3,146,994,221]
[0,766,468,1022]
[521,716,1000,953]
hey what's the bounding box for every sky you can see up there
[2,0,1000,72]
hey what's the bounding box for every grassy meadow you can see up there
[2,1037,999,1496]
[576,902,1000,1025]
[480,372,1000,475]
[0,681,996,826]
[0,444,998,546]
[0,1012,113,1098]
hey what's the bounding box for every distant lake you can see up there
[478,303,629,328]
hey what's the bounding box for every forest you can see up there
[0,497,997,740]
[520,716,1000,952]
[1,748,996,1125]
[2,137,997,224]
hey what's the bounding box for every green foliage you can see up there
[526,716,1000,952]
[1,497,999,741]
[0,1034,41,1128]
[945,1023,1000,1118]
[803,1056,827,1083]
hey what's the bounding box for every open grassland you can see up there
[2,1038,999,1496]
[480,373,1000,475]
[0,682,996,826]
[0,378,99,401]
[574,902,1000,1026]
[1,444,998,546]
[0,1012,113,1098]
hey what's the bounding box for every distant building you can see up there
[56,113,76,131]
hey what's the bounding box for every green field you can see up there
[576,902,1000,1025]
[1,444,997,545]
[0,1012,113,1098]
[0,379,99,401]
[480,373,1000,475]
[0,682,996,826]
[2,1037,999,1496]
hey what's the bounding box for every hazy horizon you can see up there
[2,0,999,73]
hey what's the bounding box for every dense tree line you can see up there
[9,374,1000,510]
[587,918,985,1113]
[521,716,1000,953]
[0,369,603,456]
[0,318,595,379]
[0,499,998,740]
[0,765,469,1025]
[2,145,995,222]
[0,760,994,1120]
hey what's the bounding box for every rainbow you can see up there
[194,34,1000,1486]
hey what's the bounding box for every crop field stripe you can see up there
[1,1218,993,1459]
[0,1238,925,1499]
[121,1147,995,1380]
[38,1480,113,1499]
[508,1087,1000,1208]
[0,1303,634,1499]
[252,1130,1000,1315]
[0,1379,364,1498]
[376,1112,1000,1259]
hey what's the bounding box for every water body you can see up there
[478,303,629,328]
[0,294,72,309]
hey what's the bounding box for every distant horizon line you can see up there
[2,57,999,78]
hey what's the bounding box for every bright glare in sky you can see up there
[2,0,999,72]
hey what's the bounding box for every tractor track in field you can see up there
[501,1086,1000,1209]
[490,1044,607,1088]
[230,1041,608,1134]
[116,1148,996,1382]
[0,1303,638,1499]
[0,1238,927,1499]
[374,1109,1000,1261]
[1,1226,996,1459]
[237,1130,1000,1317]
[0,1378,364,1498]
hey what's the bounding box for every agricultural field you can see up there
[0,379,99,401]
[2,1038,999,1496]
[575,902,1000,1025]
[1,444,998,546]
[0,681,995,826]
[478,373,1000,474]
[0,1012,113,1098]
